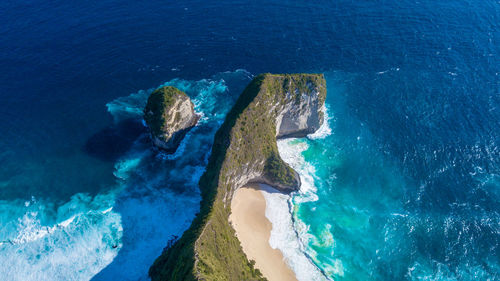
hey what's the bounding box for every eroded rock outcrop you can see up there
[149,73,326,281]
[276,79,325,138]
[144,86,200,153]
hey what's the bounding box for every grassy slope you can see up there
[149,73,326,281]
[143,86,189,139]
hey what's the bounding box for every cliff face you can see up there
[276,82,325,138]
[144,86,200,153]
[149,74,326,281]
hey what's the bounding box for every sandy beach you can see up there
[229,184,298,281]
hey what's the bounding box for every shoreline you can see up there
[229,184,298,281]
[273,139,333,281]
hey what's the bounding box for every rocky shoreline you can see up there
[144,86,200,153]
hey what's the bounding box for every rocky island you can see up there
[144,86,200,153]
[149,73,326,281]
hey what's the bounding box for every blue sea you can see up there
[0,0,498,280]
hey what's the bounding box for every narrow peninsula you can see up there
[149,73,326,281]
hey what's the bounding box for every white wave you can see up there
[102,207,113,214]
[308,105,332,140]
[262,186,328,281]
[277,139,318,203]
[92,70,252,279]
[265,110,342,280]
[391,213,408,218]
[0,70,253,281]
[0,146,203,281]
[93,188,200,281]
[106,72,235,126]
[259,138,336,281]
[0,192,122,281]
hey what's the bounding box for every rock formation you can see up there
[149,73,326,281]
[144,86,200,153]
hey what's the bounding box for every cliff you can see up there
[144,86,200,153]
[149,73,326,281]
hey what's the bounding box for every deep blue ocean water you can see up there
[0,0,498,280]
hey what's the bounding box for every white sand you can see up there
[230,185,298,281]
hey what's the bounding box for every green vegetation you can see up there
[264,153,297,187]
[149,73,326,281]
[143,86,188,139]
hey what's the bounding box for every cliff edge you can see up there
[149,73,326,281]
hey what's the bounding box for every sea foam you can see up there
[0,70,252,281]
[93,71,249,280]
[0,192,122,281]
[262,186,327,281]
[308,105,332,140]
[261,108,335,281]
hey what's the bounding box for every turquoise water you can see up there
[283,71,500,280]
[0,70,253,280]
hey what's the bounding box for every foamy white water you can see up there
[262,186,327,281]
[0,190,122,281]
[0,145,203,281]
[0,71,252,281]
[261,109,334,281]
[308,105,332,140]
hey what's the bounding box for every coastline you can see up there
[229,184,298,281]
[149,74,327,280]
